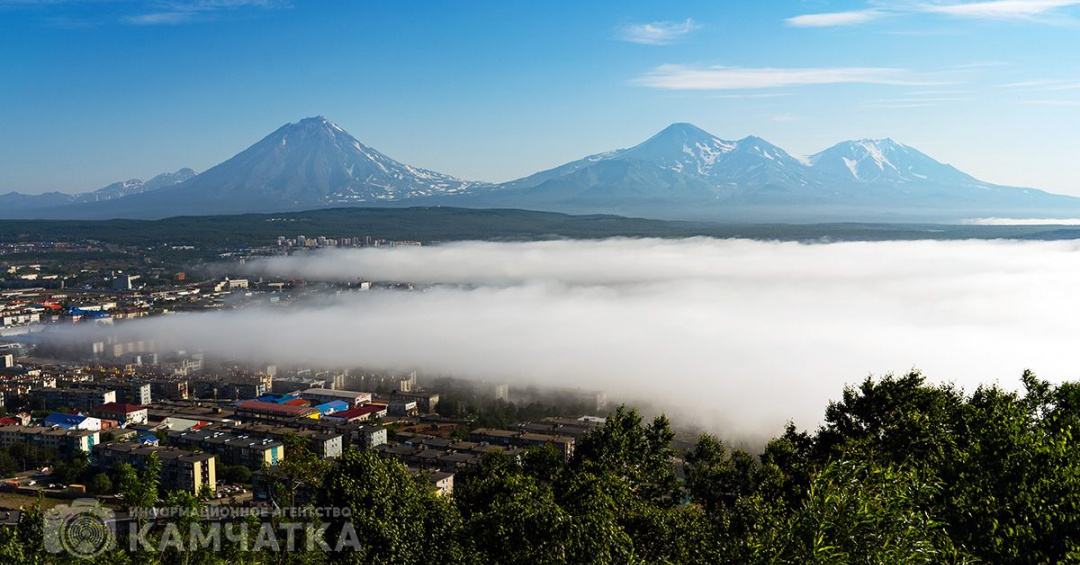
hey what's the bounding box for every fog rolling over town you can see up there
[88,237,1080,436]
[9,0,1080,560]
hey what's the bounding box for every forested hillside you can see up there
[4,370,1078,563]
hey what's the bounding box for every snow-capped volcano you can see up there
[460,124,1080,219]
[497,123,819,203]
[50,117,487,218]
[149,116,479,208]
[809,139,978,186]
[615,123,738,176]
[4,118,1078,221]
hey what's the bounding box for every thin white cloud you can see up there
[950,61,1010,69]
[1000,80,1080,91]
[126,11,197,24]
[705,92,793,99]
[786,9,885,27]
[923,0,1080,19]
[788,0,1080,27]
[905,88,973,95]
[861,101,939,108]
[617,18,702,45]
[635,65,926,90]
[124,0,286,25]
[1022,99,1080,106]
[863,96,969,108]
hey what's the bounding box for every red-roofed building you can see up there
[321,404,388,424]
[283,398,311,407]
[235,400,319,423]
[91,403,148,426]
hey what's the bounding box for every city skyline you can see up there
[3,0,1079,195]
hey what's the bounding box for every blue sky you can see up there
[2,0,1079,195]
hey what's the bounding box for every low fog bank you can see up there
[97,238,1080,437]
[965,218,1080,225]
[242,237,1080,287]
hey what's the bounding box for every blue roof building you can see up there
[43,413,88,430]
[315,400,349,415]
[253,393,299,405]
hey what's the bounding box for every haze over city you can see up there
[76,238,1080,435]
[3,2,1080,563]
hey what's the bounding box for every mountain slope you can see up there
[73,168,197,203]
[87,117,483,218]
[4,119,1079,221]
[486,123,833,212]
[802,139,1078,213]
[0,168,195,216]
[809,139,976,186]
[452,126,1080,220]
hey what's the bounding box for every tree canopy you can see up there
[6,371,1080,564]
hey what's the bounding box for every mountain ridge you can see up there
[2,117,1076,222]
[0,168,196,213]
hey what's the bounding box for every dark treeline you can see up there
[2,207,1079,251]
[4,370,1080,563]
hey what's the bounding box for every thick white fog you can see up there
[113,238,1080,436]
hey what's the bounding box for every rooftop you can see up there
[95,402,146,414]
[236,400,318,417]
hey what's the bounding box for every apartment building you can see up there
[91,403,149,426]
[166,428,285,470]
[0,425,99,456]
[300,388,372,409]
[468,428,576,460]
[234,400,319,424]
[91,442,215,494]
[31,387,116,412]
[82,380,152,405]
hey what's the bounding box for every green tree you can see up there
[89,472,113,494]
[221,465,252,485]
[521,443,564,484]
[53,453,90,485]
[263,434,331,508]
[454,451,522,521]
[318,448,472,565]
[572,406,679,505]
[15,500,44,565]
[465,473,569,564]
[117,453,160,508]
[555,469,635,564]
[761,459,973,565]
[815,371,962,465]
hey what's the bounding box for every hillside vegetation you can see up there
[5,371,1080,563]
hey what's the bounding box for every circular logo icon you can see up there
[44,499,116,558]
[59,510,113,558]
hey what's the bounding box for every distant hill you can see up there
[0,168,195,215]
[4,117,1079,222]
[79,168,198,202]
[2,207,1080,254]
